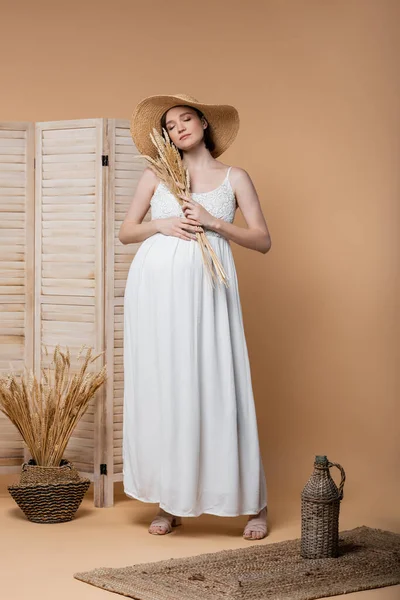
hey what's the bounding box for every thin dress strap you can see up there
[226,166,232,182]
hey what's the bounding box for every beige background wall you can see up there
[0,0,399,526]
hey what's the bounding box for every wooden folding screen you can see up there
[0,119,147,506]
[0,122,34,473]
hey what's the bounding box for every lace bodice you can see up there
[150,166,237,238]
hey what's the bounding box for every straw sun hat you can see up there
[130,93,240,159]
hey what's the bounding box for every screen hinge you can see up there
[100,463,107,475]
[102,154,109,167]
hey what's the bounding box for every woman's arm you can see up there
[180,167,271,254]
[211,167,271,254]
[118,167,159,245]
[119,167,203,244]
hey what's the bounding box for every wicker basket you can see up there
[8,460,91,523]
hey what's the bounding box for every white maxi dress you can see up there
[123,166,267,517]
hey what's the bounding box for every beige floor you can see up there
[1,477,399,600]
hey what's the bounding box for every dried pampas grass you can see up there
[0,345,107,467]
[135,127,229,287]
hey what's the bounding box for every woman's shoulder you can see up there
[227,165,249,176]
[220,162,247,176]
[226,165,251,186]
[140,166,163,195]
[225,166,256,200]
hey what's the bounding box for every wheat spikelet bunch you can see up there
[0,345,107,467]
[135,127,229,287]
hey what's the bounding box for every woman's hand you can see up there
[178,194,216,229]
[155,216,203,241]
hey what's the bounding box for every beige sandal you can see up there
[148,510,182,535]
[243,507,268,540]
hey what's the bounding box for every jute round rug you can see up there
[74,525,400,600]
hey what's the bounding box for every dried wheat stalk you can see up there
[0,345,107,467]
[135,127,229,288]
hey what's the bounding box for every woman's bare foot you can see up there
[148,508,182,535]
[243,506,268,540]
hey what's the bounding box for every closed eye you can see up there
[168,117,191,131]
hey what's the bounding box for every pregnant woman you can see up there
[119,93,271,540]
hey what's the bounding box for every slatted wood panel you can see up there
[0,122,34,473]
[1,118,149,505]
[34,119,106,504]
[103,119,149,505]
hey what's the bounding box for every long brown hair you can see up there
[160,105,216,158]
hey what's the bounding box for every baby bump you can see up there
[125,231,233,294]
[126,233,203,284]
